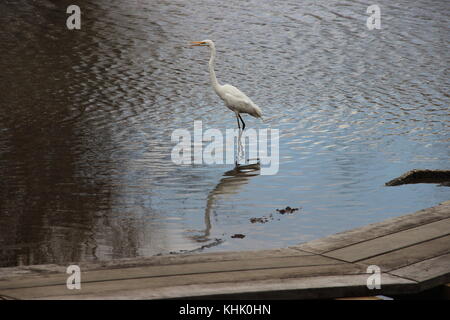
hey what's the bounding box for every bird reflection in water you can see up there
[189,130,260,246]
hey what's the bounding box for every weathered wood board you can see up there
[0,200,448,300]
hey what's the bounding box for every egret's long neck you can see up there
[208,44,221,93]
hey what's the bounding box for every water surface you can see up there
[0,0,448,267]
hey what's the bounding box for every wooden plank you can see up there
[389,253,450,291]
[359,235,450,272]
[0,248,309,280]
[39,274,416,300]
[0,254,341,291]
[0,248,313,286]
[323,218,450,262]
[51,274,414,300]
[293,200,450,254]
[1,203,449,300]
[78,247,311,270]
[0,263,366,300]
[0,264,66,280]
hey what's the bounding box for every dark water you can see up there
[0,0,449,267]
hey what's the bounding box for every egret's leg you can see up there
[236,124,244,166]
[238,114,246,130]
[235,113,241,130]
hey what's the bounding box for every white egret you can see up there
[191,40,262,130]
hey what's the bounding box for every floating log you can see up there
[385,169,450,186]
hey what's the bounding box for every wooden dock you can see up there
[0,200,449,300]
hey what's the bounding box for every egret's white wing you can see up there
[221,84,252,101]
[221,84,262,118]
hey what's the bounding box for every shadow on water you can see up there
[0,1,112,266]
[0,0,167,266]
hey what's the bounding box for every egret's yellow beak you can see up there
[191,41,206,46]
